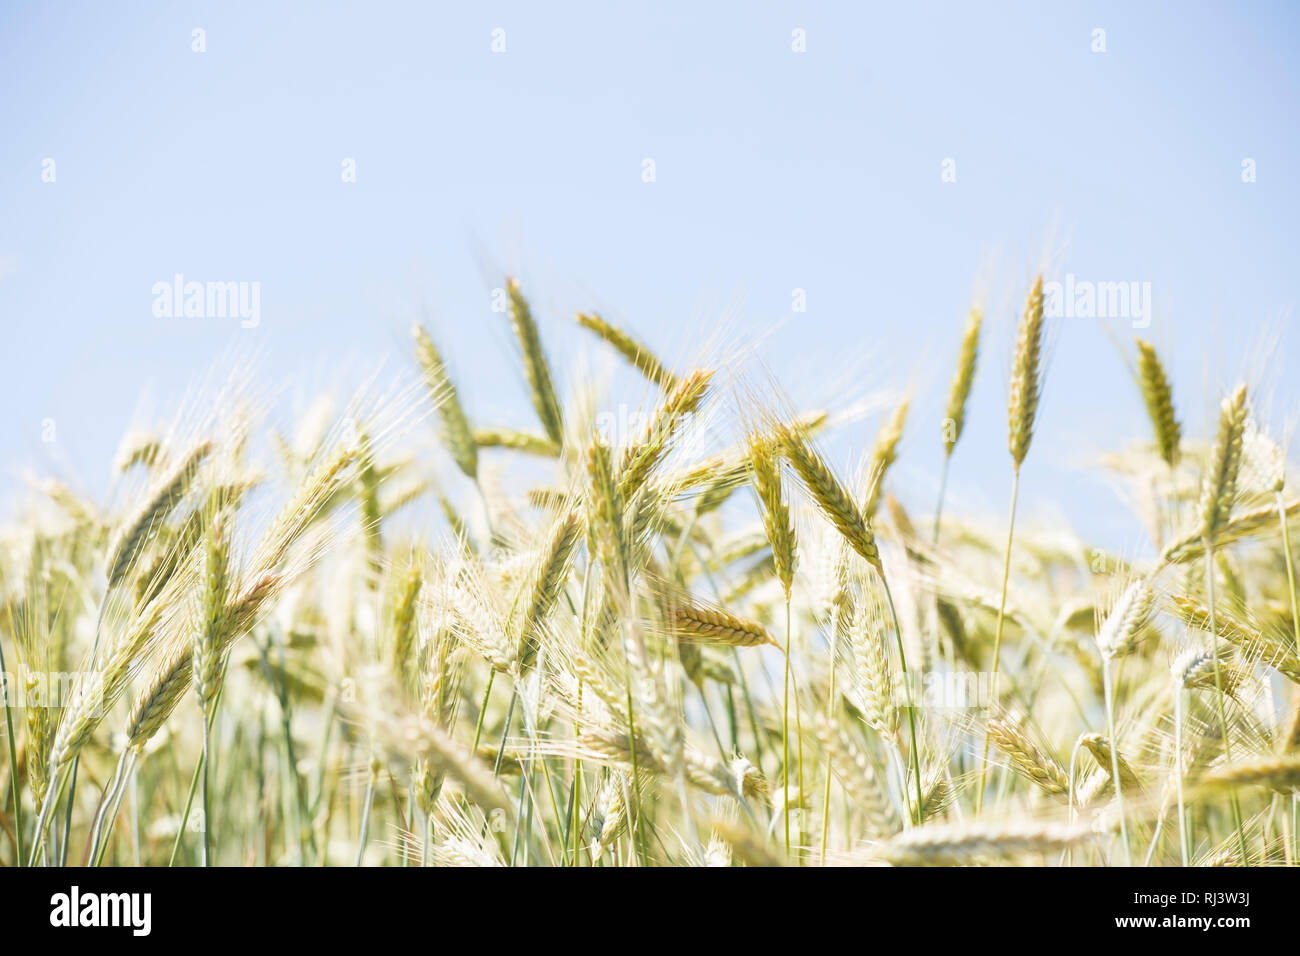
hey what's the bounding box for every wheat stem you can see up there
[977,466,1020,813]
[0,637,22,866]
[932,454,951,546]
[1279,491,1300,656]
[1175,685,1189,866]
[820,629,837,865]
[355,756,379,866]
[1100,659,1131,864]
[201,716,213,865]
[1206,543,1249,861]
[782,599,792,857]
[880,575,924,825]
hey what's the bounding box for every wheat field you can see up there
[2,274,1298,868]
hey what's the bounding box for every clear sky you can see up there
[2,1,1298,550]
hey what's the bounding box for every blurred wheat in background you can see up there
[2,273,1298,867]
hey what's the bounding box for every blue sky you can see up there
[2,1,1298,549]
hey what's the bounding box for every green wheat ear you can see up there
[1135,338,1181,468]
[413,322,478,479]
[943,306,982,458]
[747,434,796,599]
[577,311,679,391]
[192,511,228,712]
[862,397,909,521]
[507,278,565,447]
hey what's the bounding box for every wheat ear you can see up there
[106,441,212,587]
[748,436,796,599]
[862,398,909,521]
[775,424,880,570]
[507,278,564,447]
[943,306,982,460]
[668,599,775,647]
[1007,275,1045,468]
[814,714,900,837]
[986,711,1070,799]
[877,821,1090,865]
[1199,385,1249,543]
[1171,594,1300,684]
[577,311,679,390]
[472,427,558,457]
[1135,338,1181,467]
[618,368,712,498]
[391,559,423,688]
[1201,755,1300,794]
[518,509,583,670]
[413,323,479,479]
[935,304,981,552]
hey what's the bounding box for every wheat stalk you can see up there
[978,275,1047,812]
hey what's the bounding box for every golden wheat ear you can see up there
[775,423,880,570]
[1198,384,1250,542]
[1007,275,1045,468]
